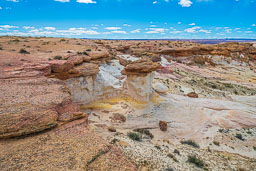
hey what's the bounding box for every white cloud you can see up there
[7,0,19,2]
[189,23,196,26]
[105,27,121,30]
[54,0,70,2]
[178,22,181,24]
[123,24,131,27]
[178,0,192,7]
[184,26,201,33]
[146,28,166,34]
[23,26,35,30]
[103,32,112,35]
[153,1,158,4]
[199,29,211,33]
[225,29,232,33]
[68,27,85,31]
[29,29,39,32]
[111,30,126,34]
[76,0,96,4]
[57,29,99,35]
[252,24,256,27]
[130,29,140,33]
[0,7,2,10]
[170,31,183,34]
[0,25,18,29]
[83,30,100,34]
[44,27,56,31]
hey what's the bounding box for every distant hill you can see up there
[83,38,256,44]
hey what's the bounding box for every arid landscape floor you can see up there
[0,36,256,171]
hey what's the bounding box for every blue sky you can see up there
[0,0,256,39]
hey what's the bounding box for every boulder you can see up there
[123,59,160,75]
[151,55,161,62]
[55,99,87,122]
[194,56,205,65]
[83,56,92,62]
[48,60,74,73]
[108,126,117,132]
[76,63,99,76]
[89,51,110,60]
[187,92,199,98]
[67,55,84,65]
[111,113,126,123]
[159,121,168,131]
[118,57,131,66]
[153,82,168,93]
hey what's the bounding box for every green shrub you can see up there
[82,51,88,55]
[11,38,20,42]
[213,141,220,146]
[0,47,2,50]
[127,132,142,141]
[133,128,154,139]
[110,138,119,144]
[19,48,30,54]
[174,149,180,155]
[86,49,91,51]
[154,145,161,150]
[181,140,200,148]
[187,155,204,168]
[167,153,178,162]
[235,134,244,141]
[60,38,66,41]
[53,56,62,60]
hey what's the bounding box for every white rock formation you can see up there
[65,58,159,104]
[153,82,168,94]
[124,72,155,102]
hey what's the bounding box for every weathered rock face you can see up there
[122,59,160,102]
[123,59,160,75]
[124,72,155,102]
[0,104,58,138]
[67,55,84,65]
[0,77,71,138]
[65,58,159,104]
[65,60,124,104]
[159,42,256,65]
[0,62,52,79]
[76,63,99,77]
[89,51,110,60]
[48,60,74,73]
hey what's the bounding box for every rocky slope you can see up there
[0,36,255,170]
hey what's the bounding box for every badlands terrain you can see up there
[0,36,256,171]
